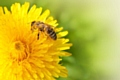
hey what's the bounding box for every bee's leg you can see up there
[37,33,40,40]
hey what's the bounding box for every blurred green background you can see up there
[0,0,120,80]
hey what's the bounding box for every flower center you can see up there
[15,42,23,50]
[10,41,29,62]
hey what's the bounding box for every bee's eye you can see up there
[31,21,36,26]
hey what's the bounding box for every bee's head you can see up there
[31,21,36,26]
[31,21,38,31]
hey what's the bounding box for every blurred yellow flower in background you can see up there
[0,2,72,80]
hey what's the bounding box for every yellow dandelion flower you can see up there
[0,2,72,80]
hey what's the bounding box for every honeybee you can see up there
[31,21,57,40]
